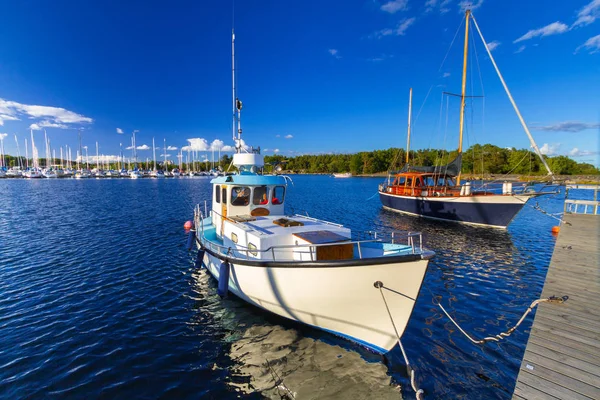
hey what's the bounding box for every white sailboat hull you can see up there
[201,251,428,353]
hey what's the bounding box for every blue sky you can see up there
[0,0,598,166]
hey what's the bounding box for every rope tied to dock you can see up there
[435,295,568,345]
[374,281,425,400]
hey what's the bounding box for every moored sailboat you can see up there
[379,10,556,229]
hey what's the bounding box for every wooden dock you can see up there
[513,214,600,399]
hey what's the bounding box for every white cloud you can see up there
[425,0,451,13]
[136,144,150,151]
[30,123,41,130]
[0,114,19,126]
[210,139,224,150]
[116,128,124,134]
[0,98,92,130]
[573,0,600,28]
[167,145,178,151]
[443,72,451,78]
[458,0,484,12]
[0,133,7,140]
[159,154,171,158]
[515,45,526,53]
[486,40,501,51]
[532,121,600,132]
[372,17,416,38]
[514,22,569,43]
[274,149,280,153]
[126,145,134,150]
[221,145,235,152]
[186,138,210,151]
[37,120,68,129]
[381,0,408,14]
[328,49,341,59]
[569,148,598,157]
[539,143,561,156]
[575,34,600,54]
[285,134,293,139]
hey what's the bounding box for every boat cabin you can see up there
[384,172,463,197]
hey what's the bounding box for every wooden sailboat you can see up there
[379,10,555,228]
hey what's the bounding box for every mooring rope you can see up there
[264,358,296,399]
[434,295,568,345]
[374,281,425,400]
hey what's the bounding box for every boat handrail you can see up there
[194,204,424,260]
[292,214,344,228]
[564,199,600,215]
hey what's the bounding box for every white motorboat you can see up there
[6,167,23,178]
[74,169,92,179]
[192,31,434,354]
[333,172,352,178]
[0,169,6,178]
[129,169,143,179]
[43,168,58,178]
[172,169,181,177]
[23,168,43,178]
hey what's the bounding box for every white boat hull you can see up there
[201,250,428,353]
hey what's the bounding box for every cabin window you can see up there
[394,177,406,185]
[222,187,227,204]
[415,178,422,187]
[272,186,285,205]
[248,243,257,256]
[231,186,251,206]
[253,186,269,205]
[424,177,435,187]
[231,232,238,244]
[215,185,221,203]
[406,178,413,187]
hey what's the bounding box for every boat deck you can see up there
[512,214,600,399]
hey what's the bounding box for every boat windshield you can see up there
[252,186,269,205]
[231,186,251,206]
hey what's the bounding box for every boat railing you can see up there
[564,199,600,215]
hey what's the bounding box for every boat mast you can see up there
[96,141,99,171]
[406,88,412,165]
[457,9,470,186]
[163,138,167,171]
[232,30,243,154]
[470,13,554,179]
[153,137,157,171]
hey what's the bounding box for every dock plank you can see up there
[513,214,600,399]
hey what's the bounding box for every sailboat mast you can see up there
[232,30,237,146]
[153,137,157,171]
[470,14,554,179]
[457,9,470,185]
[406,88,412,165]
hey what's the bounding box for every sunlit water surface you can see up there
[0,176,575,399]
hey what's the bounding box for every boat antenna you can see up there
[406,88,413,165]
[470,13,555,180]
[456,9,470,186]
[232,29,244,154]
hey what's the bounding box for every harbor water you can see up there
[0,176,570,399]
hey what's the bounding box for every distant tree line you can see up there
[3,144,598,175]
[263,144,600,176]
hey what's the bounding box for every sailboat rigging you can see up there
[379,10,556,228]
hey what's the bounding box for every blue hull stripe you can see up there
[379,192,524,227]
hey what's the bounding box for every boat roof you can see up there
[392,171,455,178]
[210,173,287,185]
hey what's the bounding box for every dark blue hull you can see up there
[379,192,526,228]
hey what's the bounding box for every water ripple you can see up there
[0,177,574,399]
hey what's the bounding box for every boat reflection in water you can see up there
[189,268,404,399]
